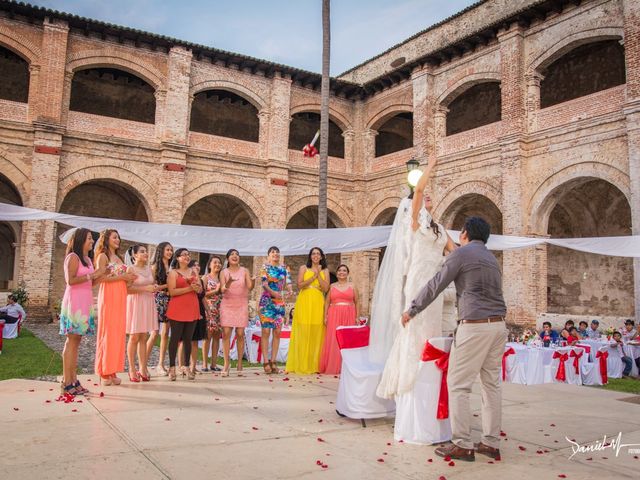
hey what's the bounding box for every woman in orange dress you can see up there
[319,264,359,374]
[94,229,137,386]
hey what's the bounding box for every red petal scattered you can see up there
[536,450,544,454]
[377,458,384,463]
[28,389,35,392]
[45,400,51,403]
[473,414,479,417]
[443,455,451,462]
[383,452,387,455]
[398,440,404,443]
[558,476,566,479]
[387,442,391,446]
[12,407,19,411]
[518,446,526,451]
[99,392,105,397]
[321,465,328,469]
[71,409,78,412]
[49,388,53,391]
[427,459,433,463]
[164,417,171,421]
[268,379,273,382]
[318,419,323,423]
[317,437,325,442]
[333,375,338,378]
[550,423,556,427]
[252,427,259,430]
[586,458,592,461]
[488,461,494,464]
[499,431,507,437]
[439,477,447,480]
[634,456,639,460]
[602,457,608,459]
[495,456,502,462]
[215,398,220,401]
[316,460,322,466]
[283,377,290,381]
[448,461,455,467]
[215,421,221,424]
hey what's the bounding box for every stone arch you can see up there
[367,104,413,130]
[183,181,263,228]
[66,50,165,90]
[433,180,502,224]
[190,80,266,111]
[0,150,29,203]
[0,26,41,64]
[527,162,629,235]
[290,103,351,132]
[57,166,157,221]
[366,196,403,225]
[528,27,624,75]
[286,196,351,228]
[436,72,502,107]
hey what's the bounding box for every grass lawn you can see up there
[600,377,640,394]
[0,328,62,381]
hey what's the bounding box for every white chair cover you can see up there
[2,314,21,339]
[245,327,291,363]
[605,344,624,379]
[336,326,395,419]
[549,347,583,385]
[503,344,527,384]
[394,337,452,445]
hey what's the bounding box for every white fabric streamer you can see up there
[1,201,640,257]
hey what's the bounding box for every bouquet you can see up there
[604,326,615,340]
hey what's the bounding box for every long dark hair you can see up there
[66,228,92,267]
[407,192,441,238]
[171,248,189,269]
[93,229,122,267]
[306,247,327,269]
[152,242,172,284]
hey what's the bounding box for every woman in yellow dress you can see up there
[286,247,330,374]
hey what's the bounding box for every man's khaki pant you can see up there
[447,321,507,449]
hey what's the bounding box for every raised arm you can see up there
[412,156,438,231]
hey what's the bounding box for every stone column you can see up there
[525,72,543,132]
[497,24,540,325]
[27,64,40,123]
[362,129,377,173]
[156,148,187,225]
[623,0,640,320]
[161,46,192,144]
[18,18,70,318]
[342,129,355,173]
[433,107,448,157]
[267,72,292,163]
[258,110,271,160]
[411,65,435,161]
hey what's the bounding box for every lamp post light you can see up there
[406,158,422,192]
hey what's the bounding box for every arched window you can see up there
[540,40,625,108]
[446,82,501,135]
[0,46,29,103]
[190,90,259,142]
[70,68,156,123]
[375,112,413,157]
[288,112,344,158]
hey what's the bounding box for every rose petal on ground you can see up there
[550,423,556,427]
[317,437,325,442]
[427,459,433,463]
[443,455,451,462]
[488,461,495,464]
[558,475,566,479]
[518,446,526,451]
[602,457,608,459]
[586,458,592,461]
[12,407,19,411]
[164,417,171,421]
[536,450,543,454]
[252,426,259,430]
[387,442,391,446]
[318,419,323,423]
[499,431,507,437]
[377,458,384,463]
[448,461,455,467]
[28,389,35,392]
[215,421,221,424]
[283,377,290,381]
[439,477,447,480]
[316,460,322,466]
[45,400,51,403]
[99,392,104,397]
[473,414,479,417]
[71,409,78,412]
[321,465,328,469]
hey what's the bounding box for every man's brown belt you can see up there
[459,316,505,324]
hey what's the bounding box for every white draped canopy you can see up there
[1,202,640,257]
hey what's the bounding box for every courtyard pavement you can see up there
[2,371,639,479]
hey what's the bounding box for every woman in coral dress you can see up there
[319,264,359,374]
[125,245,158,382]
[94,229,137,386]
[220,249,255,376]
[286,247,330,374]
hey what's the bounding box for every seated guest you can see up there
[564,319,575,332]
[539,321,559,343]
[566,327,580,345]
[621,319,637,342]
[559,329,570,344]
[586,319,601,339]
[613,331,633,377]
[0,295,26,324]
[577,321,589,339]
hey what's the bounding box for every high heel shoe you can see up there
[221,367,230,377]
[100,376,114,386]
[156,364,168,376]
[180,366,187,378]
[263,362,272,374]
[111,374,122,386]
[236,366,244,377]
[187,369,196,381]
[138,371,151,382]
[168,367,177,381]
[270,361,280,374]
[129,372,140,383]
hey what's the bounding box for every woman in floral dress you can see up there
[202,256,223,371]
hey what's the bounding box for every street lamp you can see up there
[406,158,422,191]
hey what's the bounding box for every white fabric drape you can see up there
[2,201,640,257]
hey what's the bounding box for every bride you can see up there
[375,158,456,399]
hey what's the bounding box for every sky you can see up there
[29,0,479,75]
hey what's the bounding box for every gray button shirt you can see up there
[408,240,506,320]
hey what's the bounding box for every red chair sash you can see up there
[0,322,4,351]
[421,342,450,420]
[252,330,292,362]
[502,347,516,381]
[553,351,569,382]
[569,349,583,375]
[336,326,370,350]
[575,343,591,355]
[596,350,608,384]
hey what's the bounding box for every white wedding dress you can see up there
[376,207,447,399]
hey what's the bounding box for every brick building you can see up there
[0,0,638,326]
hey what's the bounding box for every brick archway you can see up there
[366,197,402,225]
[0,150,29,204]
[366,104,412,131]
[183,181,263,228]
[527,163,630,235]
[290,104,352,132]
[436,72,502,107]
[0,26,41,64]
[286,195,351,228]
[190,80,267,111]
[433,180,502,225]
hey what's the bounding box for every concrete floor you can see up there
[2,371,639,479]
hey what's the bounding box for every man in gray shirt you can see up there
[402,216,507,462]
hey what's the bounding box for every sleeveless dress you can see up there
[166,274,200,322]
[319,285,356,374]
[377,217,448,398]
[59,253,96,336]
[204,275,222,334]
[259,264,291,329]
[220,267,249,328]
[192,277,208,341]
[95,261,128,376]
[126,265,158,334]
[286,269,326,374]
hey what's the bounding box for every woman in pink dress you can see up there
[94,229,137,386]
[220,249,255,377]
[59,228,105,396]
[125,245,158,382]
[319,264,360,375]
